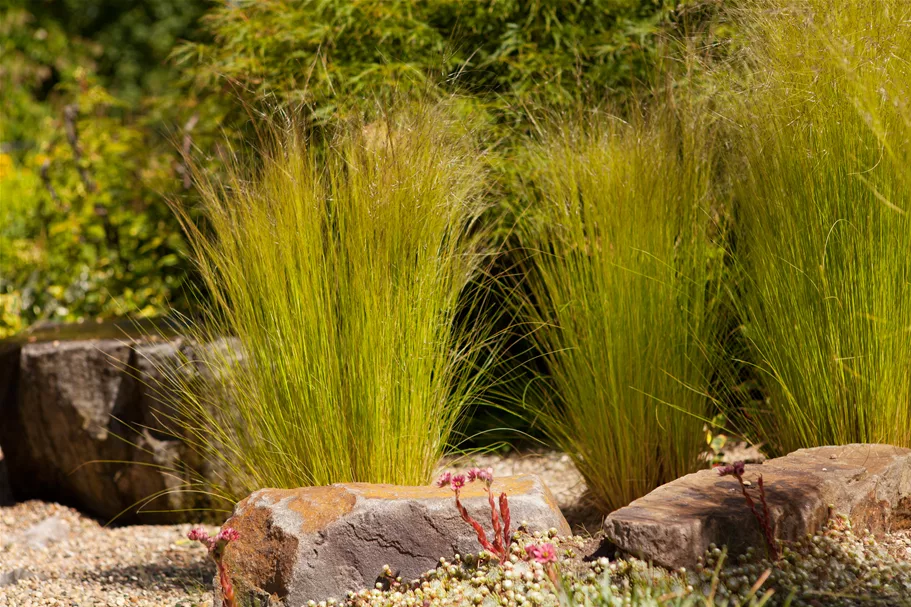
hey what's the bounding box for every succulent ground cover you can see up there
[2,456,909,606]
[317,520,911,607]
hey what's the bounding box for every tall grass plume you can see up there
[160,105,492,500]
[724,0,911,453]
[511,110,724,512]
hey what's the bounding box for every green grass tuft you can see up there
[724,0,911,454]
[510,110,724,512]
[163,105,494,499]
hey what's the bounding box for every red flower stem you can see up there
[757,475,779,560]
[499,492,511,546]
[735,473,778,561]
[487,488,504,559]
[455,493,498,557]
[218,562,237,607]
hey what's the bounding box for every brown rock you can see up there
[16,339,137,517]
[219,475,570,604]
[0,333,221,522]
[604,444,911,569]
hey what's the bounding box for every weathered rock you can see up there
[219,475,570,604]
[604,444,911,569]
[16,339,137,517]
[133,339,193,439]
[0,340,34,501]
[0,329,221,522]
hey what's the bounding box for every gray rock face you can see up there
[604,444,911,569]
[0,333,222,523]
[219,475,570,604]
[18,340,136,517]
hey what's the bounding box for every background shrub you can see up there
[1,0,700,340]
[176,0,678,125]
[0,1,212,336]
[0,78,198,332]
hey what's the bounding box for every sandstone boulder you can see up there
[219,474,570,604]
[604,444,911,569]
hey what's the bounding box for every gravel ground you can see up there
[0,500,214,607]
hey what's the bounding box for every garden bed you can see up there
[4,446,907,607]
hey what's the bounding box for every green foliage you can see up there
[723,0,911,453]
[0,2,216,337]
[160,104,495,497]
[24,0,209,102]
[0,5,95,145]
[176,0,678,124]
[0,77,197,336]
[509,110,724,512]
[1,0,695,341]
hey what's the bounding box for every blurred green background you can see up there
[0,0,696,338]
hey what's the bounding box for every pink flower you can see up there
[716,461,746,478]
[435,472,453,488]
[216,527,240,543]
[468,467,494,485]
[450,474,467,492]
[526,542,558,564]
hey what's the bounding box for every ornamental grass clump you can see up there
[512,111,723,512]
[165,104,491,499]
[724,0,911,454]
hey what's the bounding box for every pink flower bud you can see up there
[188,527,215,550]
[716,461,746,477]
[435,472,452,488]
[467,467,494,485]
[216,527,240,543]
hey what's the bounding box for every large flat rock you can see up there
[219,474,570,604]
[604,444,911,569]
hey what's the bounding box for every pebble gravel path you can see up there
[0,501,213,607]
